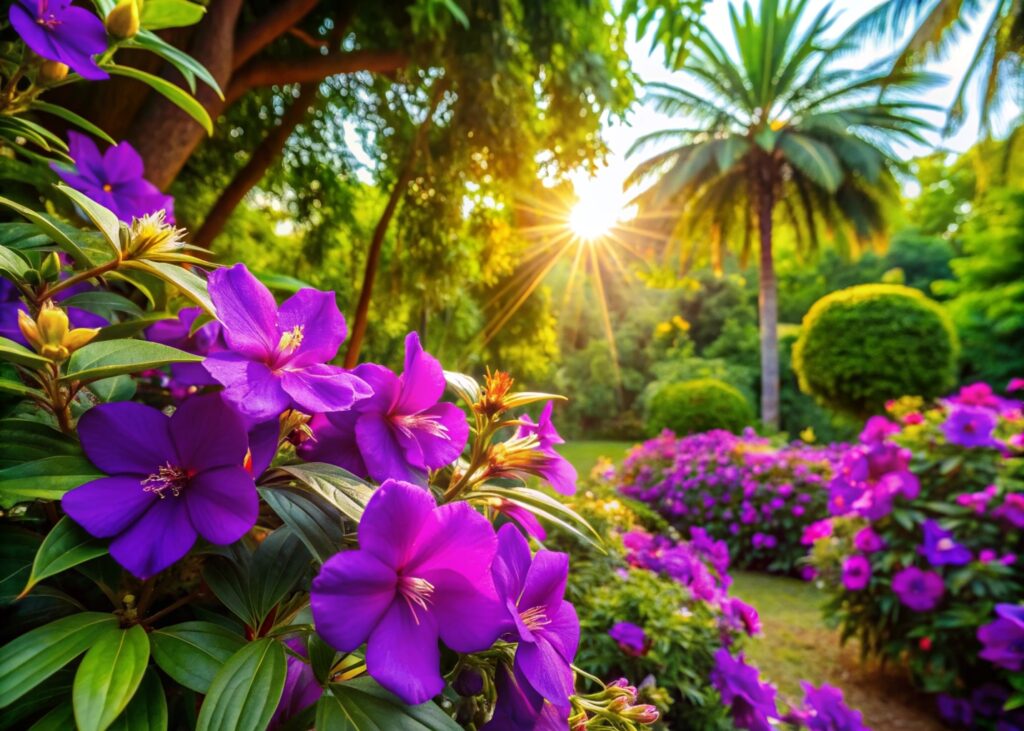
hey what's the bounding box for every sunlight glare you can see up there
[567,175,634,241]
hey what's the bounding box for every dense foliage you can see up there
[644,378,753,437]
[807,385,1024,729]
[793,284,959,416]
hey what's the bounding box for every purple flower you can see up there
[842,555,871,591]
[608,621,647,656]
[993,494,1024,529]
[801,519,833,545]
[494,499,547,541]
[203,264,370,422]
[919,520,972,566]
[853,526,884,554]
[942,406,999,448]
[62,396,258,578]
[9,1,107,80]
[52,133,174,222]
[310,480,504,704]
[300,332,467,484]
[514,402,577,495]
[710,649,777,731]
[723,598,761,636]
[1008,378,1024,393]
[859,416,899,445]
[977,604,1024,671]
[268,637,322,730]
[147,307,223,386]
[483,663,568,731]
[891,566,945,612]
[800,682,868,731]
[936,694,973,727]
[956,485,998,514]
[492,524,579,710]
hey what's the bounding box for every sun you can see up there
[567,175,634,241]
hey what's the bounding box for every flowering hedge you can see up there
[807,383,1024,729]
[0,7,662,729]
[613,429,841,575]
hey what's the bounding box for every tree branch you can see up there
[232,0,320,71]
[226,49,408,104]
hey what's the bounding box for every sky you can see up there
[571,0,1016,216]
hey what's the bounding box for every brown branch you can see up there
[226,49,408,105]
[232,0,320,71]
[288,26,328,50]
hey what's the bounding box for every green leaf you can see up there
[0,528,41,605]
[443,370,481,405]
[0,336,50,369]
[22,517,106,597]
[30,102,116,146]
[56,185,121,255]
[316,677,461,730]
[141,0,205,29]
[85,374,138,403]
[195,639,287,731]
[0,612,117,707]
[62,339,201,382]
[0,456,102,508]
[271,463,373,522]
[73,624,150,731]
[130,31,223,97]
[259,487,344,563]
[249,529,311,622]
[60,291,144,319]
[471,486,604,551]
[0,195,96,265]
[108,669,167,731]
[0,377,44,399]
[0,419,79,468]
[202,550,256,627]
[27,703,74,731]
[778,133,843,192]
[105,65,213,135]
[125,260,214,315]
[0,246,28,278]
[151,621,245,694]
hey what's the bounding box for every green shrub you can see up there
[644,378,753,436]
[792,284,958,416]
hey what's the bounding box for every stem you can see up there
[140,588,204,627]
[39,258,120,303]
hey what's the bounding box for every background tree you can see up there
[625,0,934,429]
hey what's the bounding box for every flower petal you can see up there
[365,601,442,705]
[311,550,396,652]
[427,568,505,653]
[280,364,371,414]
[208,264,278,358]
[395,332,445,414]
[518,551,569,620]
[543,601,580,662]
[277,289,347,367]
[515,637,575,710]
[170,395,248,472]
[493,523,533,602]
[185,466,258,544]
[355,412,425,485]
[357,479,436,568]
[62,475,155,538]
[352,363,400,411]
[102,141,145,184]
[399,402,468,471]
[203,352,290,421]
[408,500,497,583]
[298,412,369,479]
[109,497,197,579]
[78,402,175,475]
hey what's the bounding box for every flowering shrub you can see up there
[613,429,841,574]
[0,12,659,729]
[807,384,1024,729]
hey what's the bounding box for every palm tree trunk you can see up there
[756,167,780,431]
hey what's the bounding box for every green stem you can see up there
[40,258,120,302]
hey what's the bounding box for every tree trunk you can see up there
[756,164,780,431]
[343,84,445,368]
[192,84,318,249]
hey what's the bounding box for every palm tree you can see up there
[626,0,935,430]
[848,0,1023,133]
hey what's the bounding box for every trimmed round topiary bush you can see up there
[645,378,753,436]
[792,284,958,416]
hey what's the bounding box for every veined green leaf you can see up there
[0,336,49,369]
[470,485,604,551]
[107,669,167,731]
[141,0,206,29]
[195,639,287,731]
[316,677,461,730]
[30,102,116,146]
[61,339,201,382]
[124,260,214,315]
[0,456,102,509]
[269,463,372,522]
[259,487,345,563]
[105,65,213,135]
[0,195,96,265]
[22,517,106,597]
[150,622,245,694]
[73,624,150,731]
[56,185,121,255]
[130,31,223,97]
[0,246,28,277]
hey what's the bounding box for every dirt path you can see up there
[730,572,944,731]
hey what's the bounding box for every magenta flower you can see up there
[859,416,899,445]
[299,332,468,484]
[942,406,999,448]
[608,621,647,656]
[147,307,223,386]
[853,526,885,554]
[801,519,833,545]
[9,1,107,80]
[1008,378,1024,393]
[268,638,322,730]
[723,598,761,636]
[799,682,867,731]
[52,133,174,222]
[492,524,579,710]
[483,663,568,731]
[62,396,258,578]
[494,499,547,541]
[977,604,1024,671]
[919,520,972,566]
[310,480,503,704]
[841,555,871,591]
[203,264,370,422]
[956,485,998,514]
[891,566,945,612]
[514,402,577,495]
[993,494,1024,529]
[710,649,777,731]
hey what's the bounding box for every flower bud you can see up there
[624,704,660,723]
[452,667,484,697]
[36,300,70,346]
[20,301,99,362]
[39,251,62,282]
[106,0,140,39]
[38,60,69,83]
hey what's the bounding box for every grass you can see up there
[559,440,635,477]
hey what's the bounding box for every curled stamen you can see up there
[142,462,188,499]
[393,412,450,441]
[519,605,551,631]
[398,575,435,625]
[277,325,304,355]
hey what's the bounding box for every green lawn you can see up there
[559,440,635,477]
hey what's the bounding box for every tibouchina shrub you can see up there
[554,486,870,731]
[613,429,842,574]
[807,383,1024,729]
